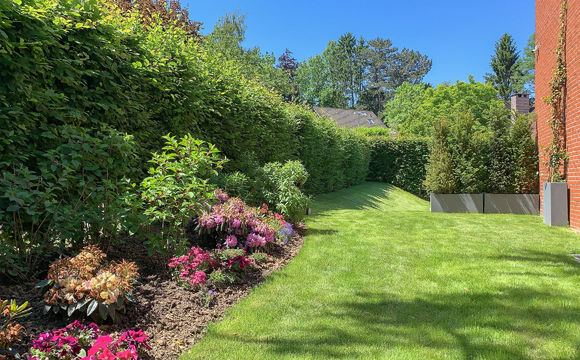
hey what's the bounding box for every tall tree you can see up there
[277,49,299,101]
[295,33,431,111]
[325,33,367,108]
[294,54,347,108]
[485,33,522,101]
[358,38,398,114]
[204,12,293,97]
[386,49,432,91]
[514,33,535,96]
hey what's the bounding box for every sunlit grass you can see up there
[183,182,580,359]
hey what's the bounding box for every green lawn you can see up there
[183,182,580,359]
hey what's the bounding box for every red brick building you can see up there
[536,0,580,229]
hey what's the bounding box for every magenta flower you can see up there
[225,235,237,247]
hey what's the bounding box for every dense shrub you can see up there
[138,135,225,254]
[361,133,430,198]
[294,108,371,194]
[425,110,538,194]
[0,126,137,280]
[259,161,309,221]
[37,246,139,322]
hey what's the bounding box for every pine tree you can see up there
[485,33,522,101]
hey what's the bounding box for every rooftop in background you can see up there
[314,107,387,129]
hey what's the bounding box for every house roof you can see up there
[313,107,387,129]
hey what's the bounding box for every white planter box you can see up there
[543,182,568,226]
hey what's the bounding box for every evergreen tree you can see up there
[485,33,522,101]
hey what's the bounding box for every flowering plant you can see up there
[29,321,150,360]
[168,247,255,292]
[0,299,31,359]
[36,246,138,322]
[192,191,289,251]
[168,247,215,289]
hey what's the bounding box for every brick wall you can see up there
[537,0,580,229]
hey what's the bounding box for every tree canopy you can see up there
[295,33,431,112]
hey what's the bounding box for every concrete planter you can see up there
[430,193,540,215]
[484,194,539,215]
[543,182,568,226]
[430,193,483,213]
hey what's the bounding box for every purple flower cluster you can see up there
[198,196,278,250]
[278,222,294,244]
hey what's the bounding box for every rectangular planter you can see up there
[543,182,568,226]
[484,194,539,215]
[430,193,484,213]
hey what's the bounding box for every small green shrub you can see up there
[139,134,225,254]
[260,161,310,221]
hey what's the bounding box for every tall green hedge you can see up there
[0,0,369,196]
[363,135,430,198]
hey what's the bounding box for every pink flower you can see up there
[232,218,241,228]
[194,270,206,284]
[88,335,113,356]
[225,235,237,247]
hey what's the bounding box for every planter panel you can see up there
[543,182,568,226]
[484,194,539,215]
[430,193,484,213]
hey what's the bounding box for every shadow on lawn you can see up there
[310,182,396,216]
[212,287,580,359]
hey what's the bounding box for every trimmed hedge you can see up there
[364,135,430,198]
[0,0,368,197]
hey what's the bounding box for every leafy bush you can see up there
[37,246,138,322]
[259,161,309,221]
[361,133,430,198]
[192,193,288,251]
[29,321,150,360]
[139,134,225,254]
[0,126,137,281]
[0,299,31,359]
[425,110,538,194]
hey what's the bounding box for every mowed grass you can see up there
[183,182,580,359]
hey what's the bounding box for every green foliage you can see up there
[0,126,137,280]
[260,161,310,221]
[248,252,270,264]
[425,109,538,194]
[0,299,30,358]
[207,270,237,288]
[383,79,506,137]
[360,133,430,197]
[295,33,431,111]
[485,33,522,101]
[294,108,371,194]
[514,34,536,96]
[139,135,225,254]
[204,12,294,98]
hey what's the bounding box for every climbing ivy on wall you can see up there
[544,0,568,182]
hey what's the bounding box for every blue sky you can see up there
[184,0,535,86]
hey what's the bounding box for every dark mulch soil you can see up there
[0,223,306,360]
